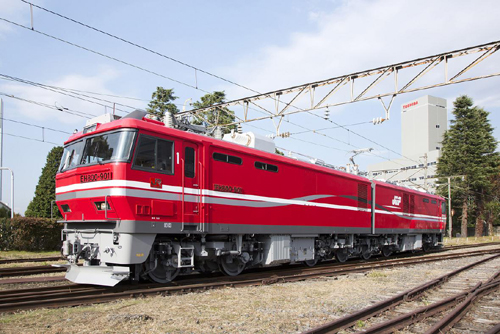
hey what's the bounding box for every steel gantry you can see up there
[180,40,500,132]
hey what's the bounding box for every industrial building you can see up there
[367,95,447,192]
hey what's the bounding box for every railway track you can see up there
[1,242,498,281]
[0,256,61,265]
[0,265,66,278]
[0,247,499,313]
[305,253,500,333]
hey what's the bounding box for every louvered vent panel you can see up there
[358,184,368,208]
[410,195,415,214]
[403,193,409,213]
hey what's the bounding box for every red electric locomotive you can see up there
[55,110,446,286]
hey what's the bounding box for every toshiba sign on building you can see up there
[368,95,447,192]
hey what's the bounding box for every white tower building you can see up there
[367,95,447,192]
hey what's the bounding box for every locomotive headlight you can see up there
[94,201,111,211]
[113,233,120,245]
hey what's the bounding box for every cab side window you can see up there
[185,147,195,178]
[133,135,174,174]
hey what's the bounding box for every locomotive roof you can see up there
[65,116,443,200]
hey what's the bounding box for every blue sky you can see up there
[0,0,499,214]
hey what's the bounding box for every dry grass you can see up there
[0,244,498,333]
[0,251,59,260]
[442,235,500,245]
[0,260,66,269]
[2,256,493,334]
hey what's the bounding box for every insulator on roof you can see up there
[214,126,223,139]
[163,111,175,128]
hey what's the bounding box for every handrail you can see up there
[198,161,204,233]
[181,158,185,232]
[104,195,109,220]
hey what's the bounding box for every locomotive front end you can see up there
[55,113,153,286]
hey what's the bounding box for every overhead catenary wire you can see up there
[2,117,72,134]
[8,5,418,167]
[0,91,93,119]
[15,2,405,160]
[0,17,209,94]
[4,132,60,146]
[0,73,131,114]
[21,0,261,96]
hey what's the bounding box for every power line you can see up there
[0,91,92,119]
[22,0,260,95]
[290,121,372,135]
[2,117,72,134]
[14,2,366,147]
[0,17,208,94]
[4,132,60,146]
[6,6,416,166]
[0,73,130,114]
[1,13,393,159]
[57,88,148,102]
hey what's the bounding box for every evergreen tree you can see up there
[192,91,236,135]
[484,169,500,235]
[25,146,64,218]
[146,87,179,120]
[436,95,499,237]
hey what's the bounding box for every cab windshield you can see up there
[60,130,136,171]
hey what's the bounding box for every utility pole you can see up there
[420,153,428,191]
[0,167,13,218]
[0,99,3,203]
[446,175,466,238]
[448,177,452,238]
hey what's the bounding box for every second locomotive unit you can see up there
[56,110,446,286]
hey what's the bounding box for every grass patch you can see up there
[442,236,500,245]
[367,271,387,278]
[356,320,366,328]
[0,250,60,260]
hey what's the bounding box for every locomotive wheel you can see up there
[335,249,349,263]
[382,246,393,257]
[361,246,372,260]
[144,255,180,283]
[304,257,319,267]
[218,256,246,276]
[199,260,219,274]
[422,242,432,252]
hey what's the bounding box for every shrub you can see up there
[0,217,62,251]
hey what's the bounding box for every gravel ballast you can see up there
[0,246,499,333]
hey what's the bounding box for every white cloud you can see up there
[0,0,31,37]
[220,0,500,101]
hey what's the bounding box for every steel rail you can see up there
[0,265,66,278]
[0,242,497,280]
[425,271,500,334]
[0,248,499,313]
[485,323,500,334]
[359,272,500,334]
[0,256,61,265]
[304,254,500,334]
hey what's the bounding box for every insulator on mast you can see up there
[372,117,385,125]
[324,108,330,120]
[237,123,243,134]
